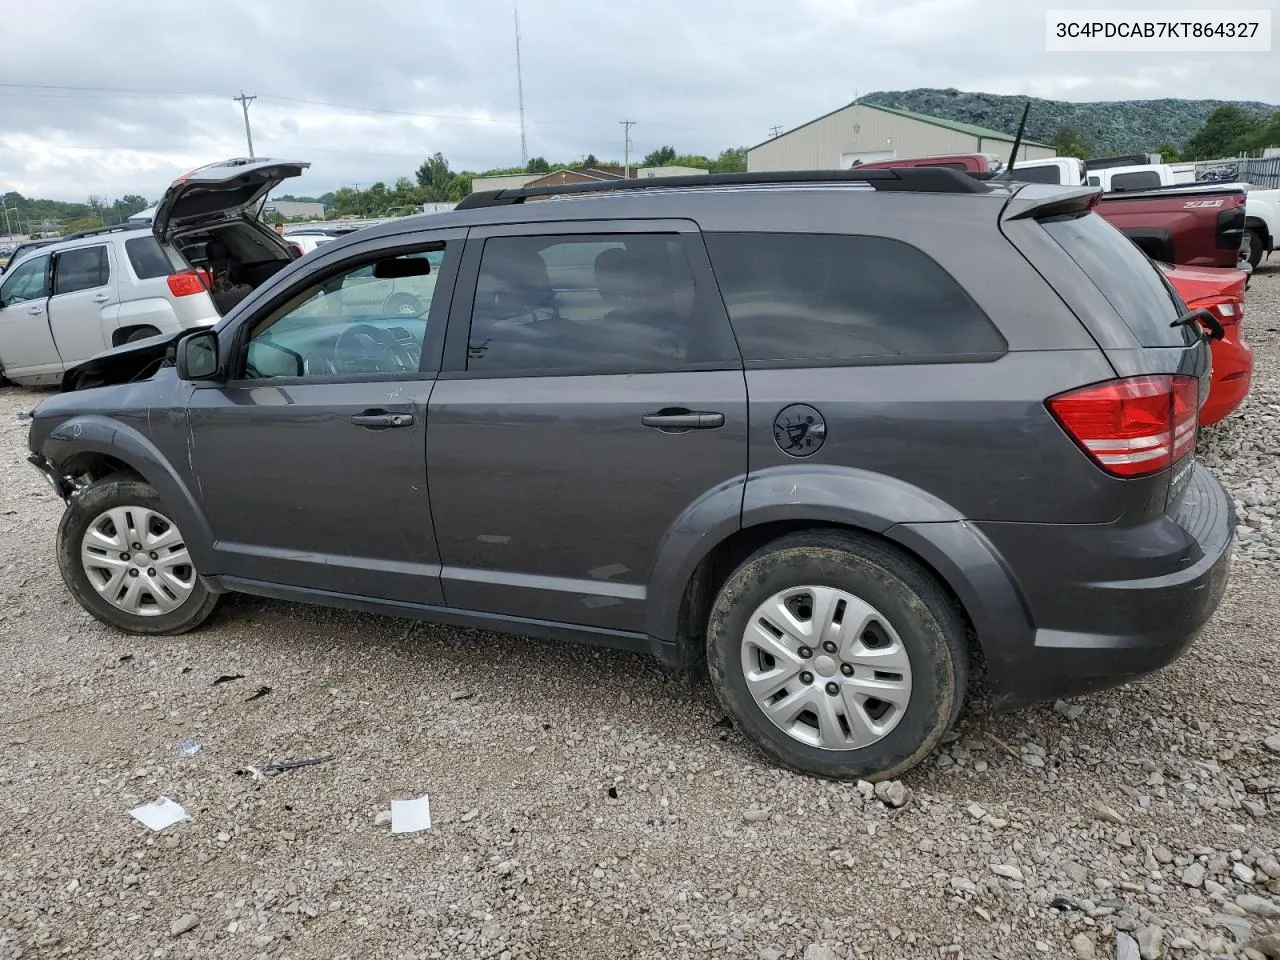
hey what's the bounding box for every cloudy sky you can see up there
[1,0,1276,201]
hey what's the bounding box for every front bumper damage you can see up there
[27,454,74,503]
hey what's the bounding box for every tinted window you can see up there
[1012,165,1065,184]
[1042,213,1193,348]
[1086,175,1101,186]
[54,245,110,295]
[468,234,712,373]
[244,248,445,379]
[705,232,1005,363]
[0,254,50,305]
[1110,171,1161,191]
[126,236,173,279]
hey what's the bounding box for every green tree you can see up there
[415,152,451,189]
[583,153,599,167]
[641,145,677,167]
[710,147,748,173]
[526,156,551,173]
[1184,105,1261,160]
[1157,143,1180,163]
[1049,125,1094,159]
[1232,111,1280,154]
[669,154,711,169]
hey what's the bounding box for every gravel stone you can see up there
[1,265,1278,959]
[1181,862,1207,887]
[1072,932,1096,959]
[1091,802,1126,825]
[170,914,199,937]
[1136,925,1164,960]
[1238,894,1280,919]
[873,779,908,808]
[802,946,840,960]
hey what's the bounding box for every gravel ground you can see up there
[1,266,1278,960]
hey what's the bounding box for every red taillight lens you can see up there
[1047,375,1199,478]
[166,269,211,297]
[1191,296,1242,328]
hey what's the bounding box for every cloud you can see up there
[0,0,1275,200]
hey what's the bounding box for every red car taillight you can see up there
[1191,296,1242,328]
[166,269,212,297]
[1047,375,1199,478]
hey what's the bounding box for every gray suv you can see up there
[25,169,1235,781]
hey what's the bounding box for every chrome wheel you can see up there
[79,506,196,616]
[741,585,913,750]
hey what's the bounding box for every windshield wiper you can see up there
[1170,307,1224,342]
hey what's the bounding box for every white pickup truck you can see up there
[1012,157,1276,269]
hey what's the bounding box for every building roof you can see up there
[748,101,1052,152]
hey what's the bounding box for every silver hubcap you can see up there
[80,507,195,616]
[741,586,912,750]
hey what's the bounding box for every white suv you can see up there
[0,157,309,387]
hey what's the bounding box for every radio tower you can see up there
[515,5,528,168]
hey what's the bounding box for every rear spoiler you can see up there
[1002,186,1102,221]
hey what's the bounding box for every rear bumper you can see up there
[1201,336,1254,426]
[964,465,1235,706]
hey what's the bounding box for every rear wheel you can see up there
[706,530,967,781]
[56,478,218,635]
[1245,228,1265,270]
[124,326,161,344]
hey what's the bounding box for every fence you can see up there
[1195,157,1280,189]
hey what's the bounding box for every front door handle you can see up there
[27,305,43,315]
[350,410,414,429]
[92,293,110,304]
[641,410,725,430]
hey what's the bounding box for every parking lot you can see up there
[0,267,1277,960]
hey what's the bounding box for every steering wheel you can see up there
[332,324,418,374]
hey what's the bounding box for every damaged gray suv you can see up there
[26,168,1235,781]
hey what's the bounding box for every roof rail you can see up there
[455,167,991,210]
[62,221,152,242]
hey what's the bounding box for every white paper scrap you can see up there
[390,795,432,834]
[129,796,190,832]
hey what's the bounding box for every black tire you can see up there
[124,326,161,343]
[1245,228,1265,271]
[56,478,218,635]
[383,292,425,317]
[706,530,968,781]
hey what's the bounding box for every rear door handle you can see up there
[350,410,414,429]
[641,410,725,430]
[27,305,43,315]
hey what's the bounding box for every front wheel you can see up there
[56,478,218,635]
[706,530,968,781]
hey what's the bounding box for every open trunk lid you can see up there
[153,157,310,243]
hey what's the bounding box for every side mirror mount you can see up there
[175,329,221,381]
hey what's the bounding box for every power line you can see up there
[233,91,256,158]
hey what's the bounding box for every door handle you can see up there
[641,410,725,431]
[350,410,414,429]
[27,305,43,315]
[92,293,110,304]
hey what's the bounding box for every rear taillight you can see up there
[1047,375,1199,478]
[1191,296,1242,328]
[166,269,211,297]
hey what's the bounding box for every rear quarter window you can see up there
[1041,213,1195,348]
[1012,166,1064,184]
[125,236,173,279]
[704,232,1006,364]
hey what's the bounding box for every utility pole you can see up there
[769,125,783,139]
[620,119,636,178]
[233,91,257,158]
[514,5,528,169]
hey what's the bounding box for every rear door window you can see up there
[1109,170,1162,191]
[53,245,110,295]
[704,232,1005,363]
[1041,213,1194,347]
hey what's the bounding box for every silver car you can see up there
[0,157,308,386]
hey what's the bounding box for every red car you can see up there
[1160,262,1253,426]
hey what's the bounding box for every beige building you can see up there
[748,102,1056,172]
